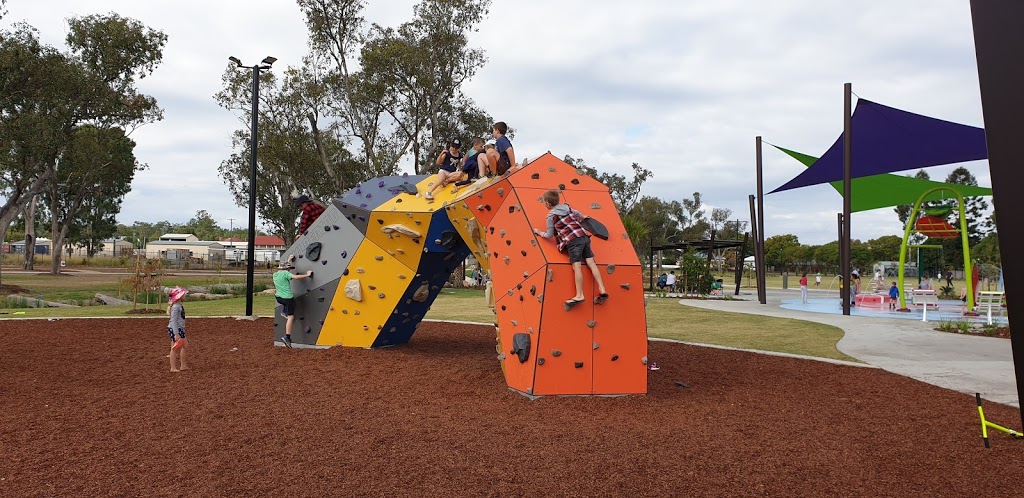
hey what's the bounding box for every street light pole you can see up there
[229,55,276,317]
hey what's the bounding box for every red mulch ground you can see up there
[2,318,1023,497]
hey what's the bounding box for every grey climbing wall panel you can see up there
[283,204,365,297]
[274,277,342,347]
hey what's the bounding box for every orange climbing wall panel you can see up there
[486,192,548,293]
[505,153,610,193]
[591,265,648,394]
[532,263,595,395]
[463,177,513,227]
[494,267,547,394]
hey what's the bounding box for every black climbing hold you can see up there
[505,240,512,246]
[552,350,562,357]
[531,173,540,179]
[396,198,403,203]
[484,205,491,211]
[516,283,523,290]
[439,230,460,250]
[324,225,331,231]
[501,305,506,311]
[519,295,523,302]
[317,297,325,302]
[343,269,350,276]
[529,285,536,295]
[305,242,322,261]
[305,326,312,333]
[611,355,619,361]
[558,184,565,190]
[571,178,580,185]
[341,251,348,258]
[322,260,328,265]
[511,333,531,363]
[508,206,515,214]
[520,250,527,257]
[333,225,340,230]
[574,362,584,368]
[377,219,384,225]
[489,227,495,234]
[538,358,545,365]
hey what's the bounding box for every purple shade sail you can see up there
[770,99,988,194]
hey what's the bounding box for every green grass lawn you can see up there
[1,276,853,362]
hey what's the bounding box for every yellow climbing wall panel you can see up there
[444,201,491,273]
[362,209,432,271]
[320,239,416,348]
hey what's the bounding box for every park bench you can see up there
[910,289,940,322]
[975,291,1006,325]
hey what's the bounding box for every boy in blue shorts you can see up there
[533,189,608,309]
[888,281,899,310]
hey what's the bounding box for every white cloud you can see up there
[3,0,992,244]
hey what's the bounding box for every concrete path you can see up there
[675,288,1019,407]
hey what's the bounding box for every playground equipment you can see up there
[897,187,976,312]
[274,153,649,396]
[976,393,1023,448]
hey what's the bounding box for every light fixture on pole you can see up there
[228,55,276,316]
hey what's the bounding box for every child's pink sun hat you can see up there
[168,286,188,303]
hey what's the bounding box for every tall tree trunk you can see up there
[307,113,342,192]
[23,194,37,270]
[50,195,62,275]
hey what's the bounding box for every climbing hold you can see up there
[344,280,362,302]
[355,188,362,194]
[497,352,506,361]
[306,242,322,261]
[305,326,312,333]
[499,229,506,238]
[620,283,630,289]
[505,240,511,246]
[341,251,348,258]
[497,188,504,197]
[586,321,596,328]
[611,354,619,361]
[516,283,523,290]
[574,362,584,369]
[531,173,540,179]
[341,309,347,314]
[376,219,384,225]
[324,225,331,232]
[551,350,562,357]
[354,310,360,315]
[520,250,527,257]
[538,358,545,365]
[508,206,515,214]
[593,342,600,350]
[511,320,518,326]
[591,203,600,209]
[374,255,384,261]
[501,305,506,311]
[548,167,556,172]
[333,225,340,230]
[529,285,536,295]
[398,274,407,280]
[382,224,421,238]
[606,264,616,274]
[377,292,385,299]
[503,256,510,265]
[530,239,537,246]
[412,282,430,302]
[571,178,580,185]
[389,327,397,333]
[558,184,565,190]
[363,325,368,330]
[322,260,328,265]
[356,268,365,274]
[522,272,529,278]
[507,289,514,296]
[547,270,554,282]
[528,327,534,334]
[368,285,376,290]
[343,269,350,276]
[397,249,405,254]
[641,356,648,365]
[489,227,495,234]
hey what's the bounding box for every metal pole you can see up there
[838,213,844,305]
[246,65,259,317]
[734,232,748,296]
[748,194,760,302]
[755,137,767,304]
[970,0,1024,426]
[841,83,852,316]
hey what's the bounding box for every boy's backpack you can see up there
[657,274,667,286]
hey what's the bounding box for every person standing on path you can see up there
[814,273,821,287]
[799,273,809,304]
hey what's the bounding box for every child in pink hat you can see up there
[166,286,189,372]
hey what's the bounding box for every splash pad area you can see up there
[780,296,1008,325]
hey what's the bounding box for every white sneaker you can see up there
[425,192,433,200]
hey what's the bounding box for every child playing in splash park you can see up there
[166,286,189,372]
[889,281,900,310]
[532,189,608,309]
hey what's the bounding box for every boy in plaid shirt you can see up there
[296,194,325,236]
[533,190,608,307]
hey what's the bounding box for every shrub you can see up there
[210,285,230,295]
[938,284,956,300]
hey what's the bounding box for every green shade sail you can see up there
[772,145,993,212]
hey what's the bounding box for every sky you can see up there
[1,0,993,244]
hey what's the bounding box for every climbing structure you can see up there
[275,154,648,396]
